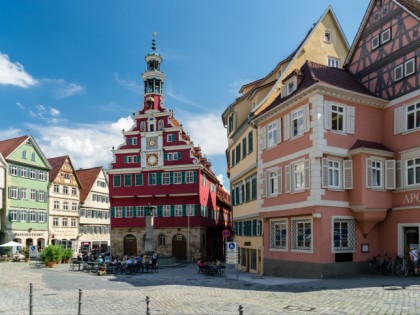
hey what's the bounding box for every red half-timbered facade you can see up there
[108,38,231,260]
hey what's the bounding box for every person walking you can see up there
[409,247,420,275]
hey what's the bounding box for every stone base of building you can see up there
[263,259,368,278]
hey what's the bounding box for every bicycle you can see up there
[368,254,387,274]
[395,257,414,277]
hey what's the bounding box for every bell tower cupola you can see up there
[141,32,166,113]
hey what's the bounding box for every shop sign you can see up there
[403,192,420,205]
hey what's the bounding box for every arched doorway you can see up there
[172,234,186,260]
[123,234,137,255]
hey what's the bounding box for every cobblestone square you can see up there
[1,262,420,314]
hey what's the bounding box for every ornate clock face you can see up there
[146,136,158,150]
[146,153,158,166]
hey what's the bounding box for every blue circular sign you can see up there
[228,242,236,250]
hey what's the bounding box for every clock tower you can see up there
[108,35,231,261]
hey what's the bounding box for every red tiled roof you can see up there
[48,156,68,182]
[395,0,420,17]
[76,167,102,202]
[0,135,28,158]
[349,139,393,152]
[261,61,375,115]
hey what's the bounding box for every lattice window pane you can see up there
[269,219,287,249]
[333,218,356,252]
[291,218,312,251]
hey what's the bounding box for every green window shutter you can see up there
[164,153,168,161]
[113,175,121,187]
[124,156,128,163]
[252,220,257,236]
[148,173,152,185]
[135,174,143,186]
[170,205,175,217]
[111,207,115,218]
[44,212,48,223]
[182,205,186,216]
[193,171,197,183]
[124,174,131,186]
[170,172,174,184]
[157,206,163,217]
[178,152,182,160]
[91,210,95,218]
[35,212,39,223]
[194,204,198,216]
[181,171,186,184]
[122,207,126,218]
[157,172,162,185]
[26,210,30,222]
[248,131,253,153]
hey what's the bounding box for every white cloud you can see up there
[114,73,142,95]
[50,108,60,117]
[27,116,134,169]
[0,128,22,140]
[180,112,227,156]
[41,79,85,99]
[16,102,25,110]
[0,52,38,88]
[229,79,251,97]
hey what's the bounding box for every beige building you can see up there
[48,156,82,250]
[0,154,6,231]
[76,167,110,256]
[222,6,350,275]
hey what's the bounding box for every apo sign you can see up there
[403,192,420,205]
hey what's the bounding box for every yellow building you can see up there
[221,6,350,275]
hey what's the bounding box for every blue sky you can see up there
[0,0,369,188]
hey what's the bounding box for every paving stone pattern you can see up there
[1,262,420,314]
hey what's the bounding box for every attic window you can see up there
[324,31,332,43]
[288,82,295,94]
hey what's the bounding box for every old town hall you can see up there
[108,36,231,260]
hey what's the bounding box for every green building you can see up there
[0,135,51,249]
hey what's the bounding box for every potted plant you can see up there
[42,245,63,268]
[21,247,30,262]
[62,248,74,263]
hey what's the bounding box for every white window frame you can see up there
[62,218,68,227]
[324,30,332,43]
[328,57,339,68]
[293,162,306,192]
[186,171,195,183]
[174,205,182,217]
[186,204,195,216]
[371,34,380,50]
[405,58,416,77]
[53,185,60,193]
[136,206,145,217]
[268,170,278,196]
[332,216,356,253]
[173,172,182,184]
[366,158,384,189]
[162,205,171,217]
[291,107,305,138]
[54,201,60,210]
[53,217,59,227]
[162,172,170,185]
[71,218,77,227]
[10,165,17,176]
[115,207,122,218]
[291,217,312,252]
[267,121,278,147]
[328,159,341,189]
[269,219,288,251]
[407,158,420,187]
[394,64,404,81]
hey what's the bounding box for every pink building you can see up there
[108,37,231,260]
[252,0,419,277]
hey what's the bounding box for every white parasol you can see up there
[0,241,24,247]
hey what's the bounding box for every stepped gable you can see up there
[0,135,28,157]
[395,0,420,17]
[76,167,102,202]
[260,61,375,115]
[349,139,394,152]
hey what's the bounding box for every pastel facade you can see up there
[109,39,231,260]
[252,0,420,278]
[222,6,350,275]
[76,167,110,255]
[48,156,82,250]
[0,136,51,249]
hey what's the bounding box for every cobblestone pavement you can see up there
[1,261,420,315]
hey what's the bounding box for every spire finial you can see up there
[152,32,157,51]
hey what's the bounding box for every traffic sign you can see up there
[226,242,237,252]
[222,229,231,238]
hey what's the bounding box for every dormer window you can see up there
[282,76,297,97]
[324,31,332,43]
[228,113,235,133]
[328,57,340,68]
[140,121,146,132]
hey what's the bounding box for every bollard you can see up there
[78,289,83,315]
[146,296,150,315]
[29,283,33,315]
[238,304,244,315]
